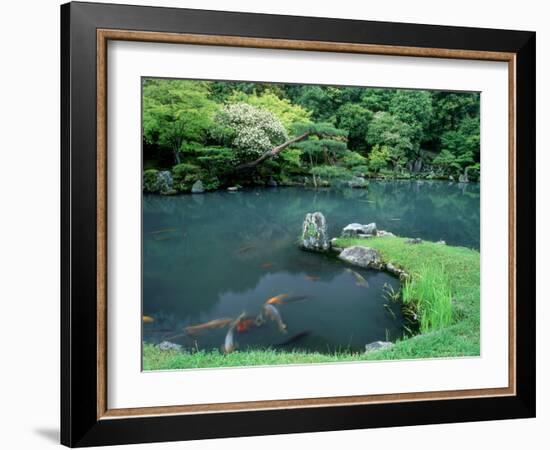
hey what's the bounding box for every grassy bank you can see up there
[143,236,479,370]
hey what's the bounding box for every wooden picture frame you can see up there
[61,1,535,447]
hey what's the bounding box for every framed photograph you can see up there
[61,1,535,447]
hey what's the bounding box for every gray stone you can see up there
[458,168,469,183]
[143,170,174,194]
[365,341,394,353]
[267,178,278,187]
[342,222,377,237]
[157,341,182,352]
[338,246,382,269]
[385,262,409,281]
[436,240,447,245]
[227,186,239,192]
[300,212,330,252]
[405,238,423,244]
[191,180,204,193]
[377,230,395,237]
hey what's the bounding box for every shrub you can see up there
[143,169,159,192]
[367,144,391,172]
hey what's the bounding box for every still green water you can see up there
[143,181,479,354]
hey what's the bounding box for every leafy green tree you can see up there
[366,112,414,168]
[142,79,217,164]
[360,88,397,112]
[434,115,480,176]
[293,86,334,121]
[335,103,373,151]
[389,90,433,151]
[227,91,312,131]
[367,145,391,172]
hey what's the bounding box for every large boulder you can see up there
[342,222,377,237]
[143,169,174,194]
[191,180,204,193]
[338,246,382,269]
[300,212,330,252]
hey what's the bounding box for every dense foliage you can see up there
[143,78,480,192]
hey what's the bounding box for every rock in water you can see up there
[191,180,204,193]
[301,212,330,252]
[365,341,394,353]
[342,222,377,237]
[338,246,382,269]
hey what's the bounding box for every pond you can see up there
[143,181,480,355]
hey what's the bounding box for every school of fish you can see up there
[146,268,372,354]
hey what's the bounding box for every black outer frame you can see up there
[60,1,536,447]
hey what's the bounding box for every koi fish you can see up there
[261,263,273,269]
[261,304,287,333]
[345,268,369,288]
[184,318,234,335]
[235,317,255,333]
[222,312,249,353]
[142,315,155,323]
[223,326,236,353]
[266,294,289,305]
[305,275,320,281]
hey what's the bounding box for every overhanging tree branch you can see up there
[234,132,311,171]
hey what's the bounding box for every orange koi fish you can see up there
[235,318,255,333]
[266,294,289,305]
[142,315,155,323]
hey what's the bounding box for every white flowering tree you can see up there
[215,103,346,172]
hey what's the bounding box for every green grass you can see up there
[402,263,453,333]
[335,236,480,359]
[143,236,480,369]
[143,344,392,370]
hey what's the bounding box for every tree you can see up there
[142,79,217,164]
[227,90,312,131]
[214,103,289,161]
[366,112,414,168]
[367,145,391,172]
[335,103,373,152]
[433,115,480,176]
[214,104,348,172]
[389,90,433,152]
